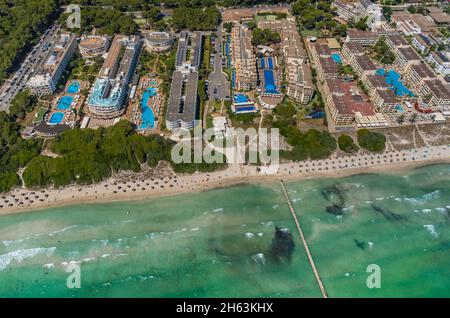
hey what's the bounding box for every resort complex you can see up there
[307,17,450,131]
[26,32,77,96]
[1,1,450,301]
[87,35,142,119]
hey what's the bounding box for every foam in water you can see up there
[251,253,266,265]
[0,247,56,271]
[245,232,255,239]
[423,225,439,238]
[404,190,441,205]
[48,225,83,236]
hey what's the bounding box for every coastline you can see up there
[1,146,449,216]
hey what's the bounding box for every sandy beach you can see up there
[1,144,449,216]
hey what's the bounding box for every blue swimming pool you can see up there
[235,105,256,113]
[67,81,80,94]
[263,70,278,94]
[57,96,74,110]
[376,68,414,97]
[396,104,404,113]
[49,112,64,125]
[331,53,342,64]
[268,57,274,69]
[139,87,157,130]
[232,71,236,89]
[234,94,248,103]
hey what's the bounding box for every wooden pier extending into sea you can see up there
[279,180,328,298]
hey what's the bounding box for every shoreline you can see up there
[1,151,449,217]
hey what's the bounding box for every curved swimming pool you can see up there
[139,87,157,130]
[67,81,80,94]
[57,96,74,110]
[48,112,64,125]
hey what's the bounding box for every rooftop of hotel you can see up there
[429,51,450,64]
[429,12,450,24]
[191,32,203,68]
[397,47,421,61]
[331,94,375,117]
[87,78,123,108]
[343,42,364,53]
[376,89,397,104]
[386,34,408,47]
[32,32,76,78]
[319,56,339,74]
[79,35,109,50]
[145,32,172,44]
[167,71,198,123]
[99,35,128,78]
[354,55,377,71]
[176,33,188,67]
[346,29,379,39]
[413,33,431,47]
[392,13,436,30]
[424,79,450,99]
[426,7,443,14]
[366,75,390,89]
[410,63,434,78]
[315,43,332,57]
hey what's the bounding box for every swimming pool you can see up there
[263,70,278,94]
[139,87,157,130]
[235,105,256,113]
[232,71,236,89]
[67,81,80,94]
[376,68,414,97]
[331,53,342,64]
[57,96,74,110]
[48,112,64,125]
[260,58,266,69]
[234,94,249,103]
[396,104,404,113]
[268,57,274,69]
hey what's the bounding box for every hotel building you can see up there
[79,35,110,59]
[419,79,450,108]
[404,63,435,89]
[144,32,173,53]
[166,32,202,131]
[350,55,377,78]
[341,42,365,64]
[323,78,387,127]
[311,43,339,82]
[87,35,142,118]
[426,51,450,76]
[345,30,379,46]
[394,46,421,70]
[231,25,257,91]
[411,34,433,55]
[27,32,77,96]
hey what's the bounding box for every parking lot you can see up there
[207,23,230,103]
[0,24,59,112]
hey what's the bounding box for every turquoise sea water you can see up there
[0,165,449,297]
